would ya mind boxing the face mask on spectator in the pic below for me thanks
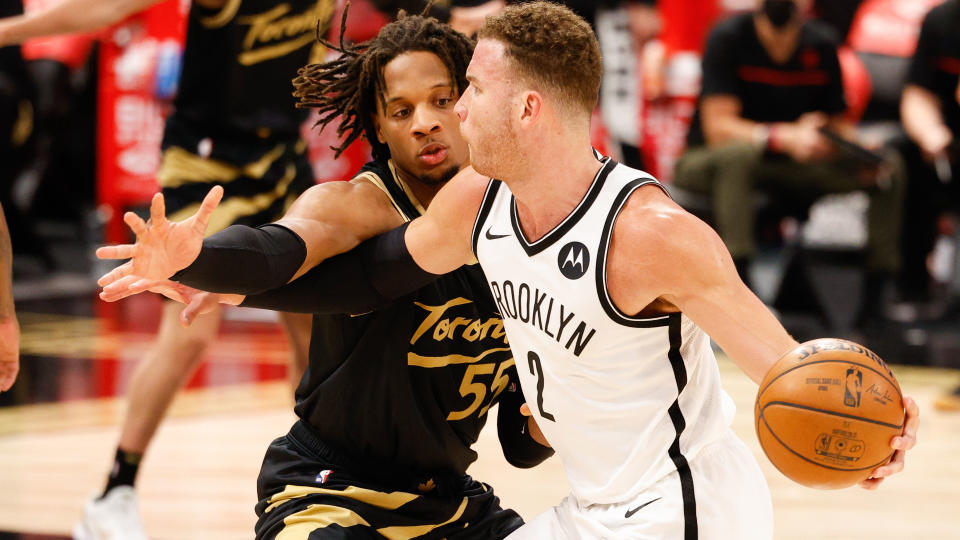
[761,0,797,28]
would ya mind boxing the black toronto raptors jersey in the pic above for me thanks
[295,159,519,476]
[170,0,334,140]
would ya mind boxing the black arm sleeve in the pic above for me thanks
[171,224,306,295]
[240,222,442,314]
[496,367,555,469]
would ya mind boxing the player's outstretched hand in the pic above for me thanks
[859,395,919,490]
[96,186,223,287]
[180,290,243,327]
[0,316,19,392]
[99,275,201,305]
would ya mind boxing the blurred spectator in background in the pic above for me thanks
[672,0,906,329]
[596,0,661,170]
[899,0,959,306]
[812,0,864,42]
[900,0,960,410]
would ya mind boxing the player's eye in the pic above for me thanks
[393,108,410,119]
[437,97,452,107]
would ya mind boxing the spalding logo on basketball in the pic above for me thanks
[755,338,904,489]
[557,242,589,279]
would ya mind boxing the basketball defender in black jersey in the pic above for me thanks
[0,0,334,537]
[95,13,553,539]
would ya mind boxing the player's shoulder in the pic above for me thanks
[615,184,724,260]
[284,163,399,220]
[430,166,494,215]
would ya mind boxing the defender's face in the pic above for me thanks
[455,39,518,178]
[374,51,468,185]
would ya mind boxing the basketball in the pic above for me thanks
[755,338,905,489]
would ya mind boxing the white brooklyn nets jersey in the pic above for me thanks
[472,157,737,505]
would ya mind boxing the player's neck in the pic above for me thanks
[509,136,602,243]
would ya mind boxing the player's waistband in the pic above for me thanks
[289,420,471,498]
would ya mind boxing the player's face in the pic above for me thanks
[455,39,521,179]
[374,51,468,186]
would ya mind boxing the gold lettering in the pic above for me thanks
[200,0,243,28]
[234,1,335,65]
[412,298,472,344]
[463,320,483,342]
[433,319,451,341]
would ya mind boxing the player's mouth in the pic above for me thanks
[418,143,448,166]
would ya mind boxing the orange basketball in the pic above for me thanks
[755,338,905,489]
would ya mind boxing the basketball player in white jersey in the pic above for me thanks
[358,3,917,538]
[97,3,919,538]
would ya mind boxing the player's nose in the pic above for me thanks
[454,94,467,123]
[411,105,441,136]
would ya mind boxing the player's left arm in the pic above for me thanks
[608,192,797,384]
[609,192,917,487]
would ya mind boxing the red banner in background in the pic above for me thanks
[97,0,188,243]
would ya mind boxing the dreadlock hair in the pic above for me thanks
[292,7,475,160]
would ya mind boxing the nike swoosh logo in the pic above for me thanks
[624,497,661,518]
[485,229,510,240]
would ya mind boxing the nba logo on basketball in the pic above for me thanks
[315,470,334,484]
[844,368,863,407]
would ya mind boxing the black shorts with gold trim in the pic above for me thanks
[255,421,524,540]
[158,129,313,236]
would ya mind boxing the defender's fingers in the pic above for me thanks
[123,212,148,237]
[95,244,137,260]
[193,186,224,230]
[181,301,202,327]
[149,192,166,225]
[128,278,163,294]
[519,403,532,416]
[97,262,134,287]
[101,275,142,297]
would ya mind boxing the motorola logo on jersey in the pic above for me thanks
[558,242,590,280]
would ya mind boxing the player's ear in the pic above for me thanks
[372,115,387,144]
[519,90,542,124]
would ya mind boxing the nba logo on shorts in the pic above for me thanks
[315,470,334,484]
[844,368,862,408]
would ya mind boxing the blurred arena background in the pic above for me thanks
[1,0,959,538]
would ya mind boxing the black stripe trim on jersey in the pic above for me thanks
[471,180,503,257]
[667,313,698,540]
[595,177,672,327]
[508,156,614,257]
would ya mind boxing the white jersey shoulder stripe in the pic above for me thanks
[595,177,674,327]
[471,179,503,257]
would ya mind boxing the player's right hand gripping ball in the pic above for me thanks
[755,338,905,489]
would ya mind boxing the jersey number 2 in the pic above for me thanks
[528,351,555,422]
